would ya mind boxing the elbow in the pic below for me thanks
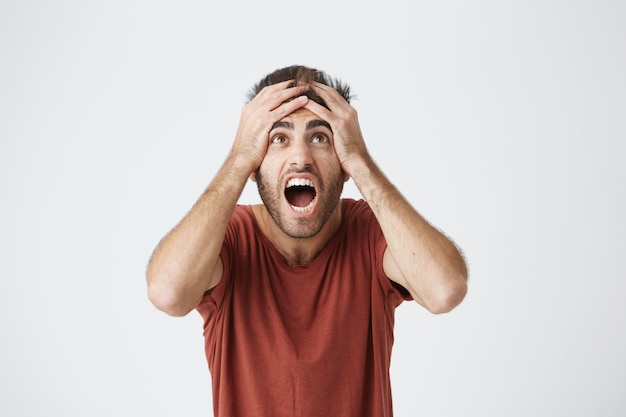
[147,274,197,317]
[148,286,196,317]
[424,273,468,315]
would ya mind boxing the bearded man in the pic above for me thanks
[146,65,468,417]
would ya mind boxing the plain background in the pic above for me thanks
[1,0,625,416]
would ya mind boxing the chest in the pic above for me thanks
[228,249,376,362]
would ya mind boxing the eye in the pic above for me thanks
[271,134,288,144]
[310,134,329,144]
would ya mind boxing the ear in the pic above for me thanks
[249,171,257,182]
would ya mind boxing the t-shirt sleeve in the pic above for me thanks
[195,206,242,320]
[354,199,413,304]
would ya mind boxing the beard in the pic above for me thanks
[255,167,344,239]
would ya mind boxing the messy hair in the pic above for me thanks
[246,65,353,108]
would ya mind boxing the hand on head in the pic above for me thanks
[232,80,310,173]
[234,80,369,179]
[303,82,369,178]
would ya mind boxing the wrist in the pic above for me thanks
[348,157,393,201]
[225,151,260,177]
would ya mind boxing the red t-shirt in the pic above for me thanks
[197,198,410,417]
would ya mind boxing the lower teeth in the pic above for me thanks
[291,198,315,213]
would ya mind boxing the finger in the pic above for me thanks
[251,80,293,103]
[302,98,331,120]
[255,81,310,110]
[272,95,308,120]
[272,85,310,109]
[310,82,346,108]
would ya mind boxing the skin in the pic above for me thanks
[302,82,468,312]
[251,107,348,263]
[146,79,468,317]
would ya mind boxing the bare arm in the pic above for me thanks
[146,82,310,316]
[146,156,249,317]
[304,84,468,314]
[349,160,468,313]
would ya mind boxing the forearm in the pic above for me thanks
[298,82,467,311]
[146,154,252,316]
[350,157,468,313]
[146,82,312,316]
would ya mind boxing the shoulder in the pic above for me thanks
[340,198,383,245]
[342,197,371,215]
[226,205,256,230]
[231,204,254,221]
[222,205,258,245]
[341,198,377,225]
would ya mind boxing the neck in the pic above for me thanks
[252,201,343,266]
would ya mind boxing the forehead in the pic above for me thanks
[280,108,318,122]
[272,108,332,132]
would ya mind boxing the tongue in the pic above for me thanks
[286,188,315,207]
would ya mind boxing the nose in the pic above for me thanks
[288,137,313,168]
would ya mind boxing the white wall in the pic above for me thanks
[1,1,624,416]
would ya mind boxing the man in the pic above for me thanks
[146,65,468,417]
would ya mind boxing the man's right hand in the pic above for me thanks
[231,80,310,173]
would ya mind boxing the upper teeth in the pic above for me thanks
[287,178,313,188]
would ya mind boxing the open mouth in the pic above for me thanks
[285,178,317,213]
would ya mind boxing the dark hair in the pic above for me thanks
[246,65,353,108]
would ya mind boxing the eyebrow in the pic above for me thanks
[270,119,332,132]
